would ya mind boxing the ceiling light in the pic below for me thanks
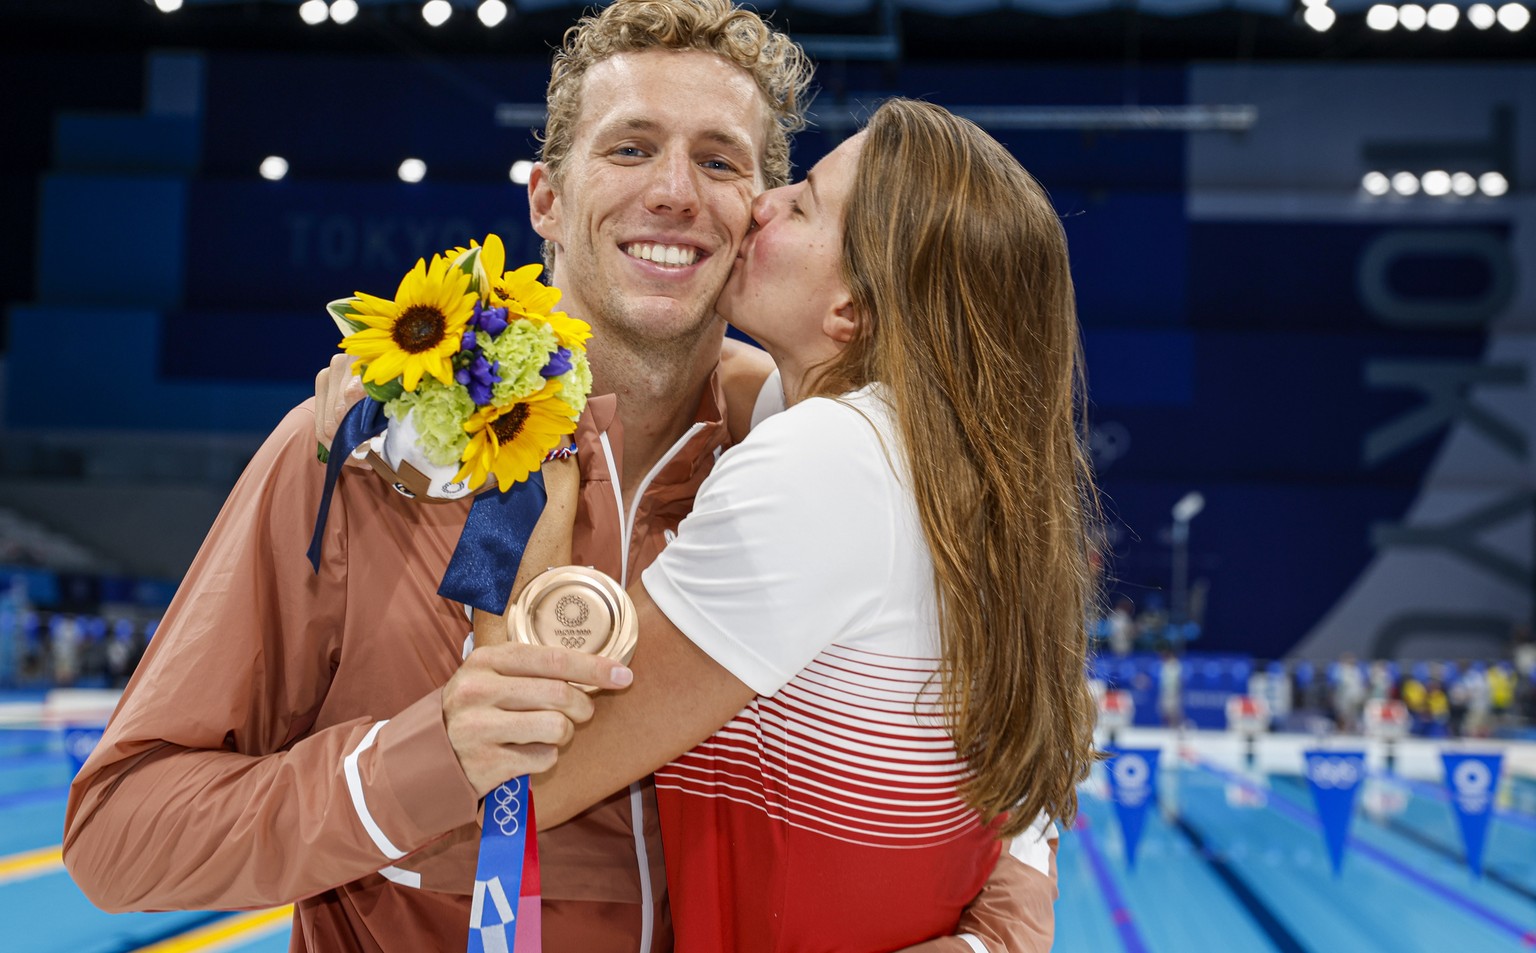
[1468,3,1497,27]
[509,160,534,185]
[259,156,289,182]
[1426,3,1459,28]
[1366,4,1398,28]
[422,0,453,27]
[1450,172,1478,196]
[1391,171,1420,196]
[330,0,359,25]
[299,0,329,25]
[1362,171,1391,196]
[1304,5,1337,30]
[1399,3,1428,29]
[1478,171,1509,197]
[399,158,427,183]
[1497,3,1531,29]
[478,0,508,27]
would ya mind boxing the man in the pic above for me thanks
[64,3,1055,950]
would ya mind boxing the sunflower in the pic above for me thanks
[341,254,476,392]
[455,380,579,492]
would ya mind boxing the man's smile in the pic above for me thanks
[621,241,705,268]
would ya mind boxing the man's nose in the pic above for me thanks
[646,152,700,217]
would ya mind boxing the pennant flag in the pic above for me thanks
[62,726,104,776]
[1442,751,1503,878]
[1105,747,1160,869]
[1303,749,1365,877]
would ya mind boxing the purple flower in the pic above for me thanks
[461,328,478,351]
[541,347,573,378]
[455,354,501,406]
[472,300,509,336]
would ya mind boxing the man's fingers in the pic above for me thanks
[473,643,634,693]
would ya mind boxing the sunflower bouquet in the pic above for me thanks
[330,234,590,498]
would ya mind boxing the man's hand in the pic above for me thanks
[442,642,633,797]
[314,353,368,466]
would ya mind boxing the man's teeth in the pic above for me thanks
[625,243,700,267]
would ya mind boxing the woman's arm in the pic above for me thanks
[531,584,755,828]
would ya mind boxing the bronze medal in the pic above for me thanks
[508,566,638,691]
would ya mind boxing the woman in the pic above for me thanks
[534,99,1101,952]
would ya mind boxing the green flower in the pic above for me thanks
[553,350,592,416]
[482,319,561,405]
[385,377,475,466]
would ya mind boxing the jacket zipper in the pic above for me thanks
[596,420,705,953]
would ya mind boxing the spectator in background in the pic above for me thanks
[50,614,79,686]
[1249,660,1293,732]
[1368,659,1395,703]
[1456,662,1493,738]
[1489,662,1514,727]
[1331,653,1367,734]
[1107,596,1135,657]
[1158,647,1183,728]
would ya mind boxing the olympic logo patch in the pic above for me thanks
[491,778,523,837]
[1452,760,1493,814]
[1306,755,1361,790]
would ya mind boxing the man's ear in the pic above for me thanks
[824,296,862,345]
[529,162,561,244]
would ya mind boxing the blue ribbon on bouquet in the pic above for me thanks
[307,399,549,615]
[307,398,388,572]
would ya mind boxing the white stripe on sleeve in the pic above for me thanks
[343,720,407,860]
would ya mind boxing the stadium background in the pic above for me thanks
[0,1,1533,951]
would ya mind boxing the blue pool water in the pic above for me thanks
[5,722,1533,952]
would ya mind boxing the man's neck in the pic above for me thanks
[587,323,725,506]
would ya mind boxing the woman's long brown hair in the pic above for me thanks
[809,99,1102,835]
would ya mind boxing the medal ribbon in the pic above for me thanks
[307,398,388,572]
[308,401,558,617]
[470,778,540,953]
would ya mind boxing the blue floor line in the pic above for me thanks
[1190,757,1536,947]
[1072,814,1152,953]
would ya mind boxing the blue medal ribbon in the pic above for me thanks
[308,400,549,617]
[437,474,547,614]
[307,398,388,573]
[470,776,531,953]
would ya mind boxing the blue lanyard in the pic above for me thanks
[470,775,532,953]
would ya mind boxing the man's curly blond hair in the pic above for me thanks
[540,0,812,191]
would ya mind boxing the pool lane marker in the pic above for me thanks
[129,906,293,953]
[0,844,64,884]
[1073,814,1152,953]
[1187,753,1536,948]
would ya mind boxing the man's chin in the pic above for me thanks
[595,295,722,350]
